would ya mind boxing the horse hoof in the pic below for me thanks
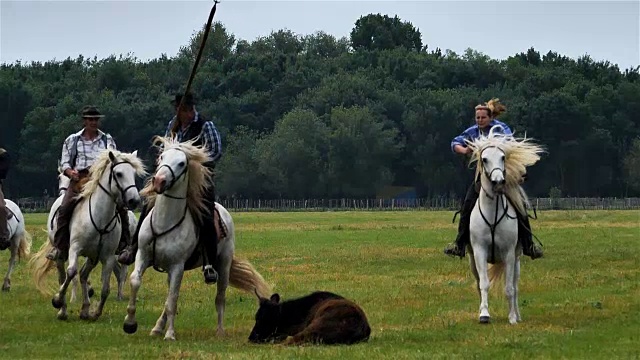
[123,322,138,334]
[52,295,64,309]
[88,288,95,298]
[79,312,90,321]
[479,316,490,324]
[150,329,163,337]
[1,285,9,292]
[57,312,68,321]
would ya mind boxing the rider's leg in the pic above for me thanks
[0,182,9,250]
[201,184,218,284]
[47,178,81,261]
[518,211,543,259]
[117,202,150,265]
[444,178,480,258]
[116,204,131,254]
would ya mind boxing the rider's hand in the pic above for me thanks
[66,169,79,181]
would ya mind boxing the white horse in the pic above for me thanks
[31,150,146,321]
[1,199,33,291]
[123,136,271,341]
[46,165,136,302]
[466,126,544,324]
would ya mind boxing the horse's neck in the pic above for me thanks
[84,173,118,226]
[153,186,188,225]
[478,176,507,216]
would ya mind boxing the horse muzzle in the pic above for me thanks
[492,179,506,193]
[153,175,167,194]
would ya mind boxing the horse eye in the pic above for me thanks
[116,172,123,178]
[178,161,185,167]
[482,158,487,163]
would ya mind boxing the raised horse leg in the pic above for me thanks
[52,247,80,313]
[123,253,151,335]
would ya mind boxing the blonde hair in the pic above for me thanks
[475,98,507,118]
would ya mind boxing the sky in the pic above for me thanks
[1,0,638,70]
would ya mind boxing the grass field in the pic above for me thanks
[0,210,638,359]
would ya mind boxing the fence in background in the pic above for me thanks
[12,196,640,213]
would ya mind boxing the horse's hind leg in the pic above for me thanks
[162,264,185,341]
[78,258,97,320]
[89,255,115,321]
[113,261,127,301]
[215,254,231,336]
[2,242,18,291]
[504,254,518,325]
[514,257,521,322]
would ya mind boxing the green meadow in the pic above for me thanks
[0,210,638,359]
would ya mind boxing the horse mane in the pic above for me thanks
[140,135,213,221]
[78,150,147,199]
[466,125,546,215]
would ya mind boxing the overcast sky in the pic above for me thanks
[1,0,638,70]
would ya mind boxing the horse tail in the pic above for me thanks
[17,229,33,260]
[29,240,57,295]
[488,262,505,289]
[228,256,272,299]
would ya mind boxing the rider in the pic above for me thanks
[117,92,223,285]
[0,148,10,250]
[443,98,543,260]
[46,105,132,261]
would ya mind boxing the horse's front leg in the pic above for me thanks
[89,254,115,321]
[163,263,185,341]
[472,245,491,323]
[52,247,79,310]
[78,258,97,320]
[123,251,151,335]
[151,275,171,336]
[2,242,18,291]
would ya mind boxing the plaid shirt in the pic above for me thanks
[61,129,117,172]
[165,111,222,163]
[450,120,513,153]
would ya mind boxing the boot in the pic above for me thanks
[518,213,543,259]
[117,203,149,265]
[201,215,218,284]
[444,181,479,258]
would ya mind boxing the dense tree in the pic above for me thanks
[0,15,638,199]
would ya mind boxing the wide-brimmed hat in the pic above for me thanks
[81,105,105,119]
[170,92,196,107]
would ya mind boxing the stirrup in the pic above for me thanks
[203,265,218,284]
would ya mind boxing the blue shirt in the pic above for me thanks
[450,120,513,153]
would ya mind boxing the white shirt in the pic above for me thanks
[60,129,117,172]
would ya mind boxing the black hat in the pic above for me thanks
[81,105,105,118]
[171,92,196,107]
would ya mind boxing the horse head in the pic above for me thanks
[480,146,507,194]
[79,149,146,209]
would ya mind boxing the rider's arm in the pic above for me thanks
[451,126,474,154]
[60,135,74,175]
[201,121,222,163]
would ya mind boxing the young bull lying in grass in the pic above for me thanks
[248,290,371,345]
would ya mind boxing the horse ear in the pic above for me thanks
[108,150,116,162]
[270,293,280,304]
[132,150,138,157]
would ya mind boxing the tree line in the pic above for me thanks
[1,13,639,200]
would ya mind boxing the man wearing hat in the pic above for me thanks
[0,147,10,250]
[117,92,223,285]
[47,105,132,261]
